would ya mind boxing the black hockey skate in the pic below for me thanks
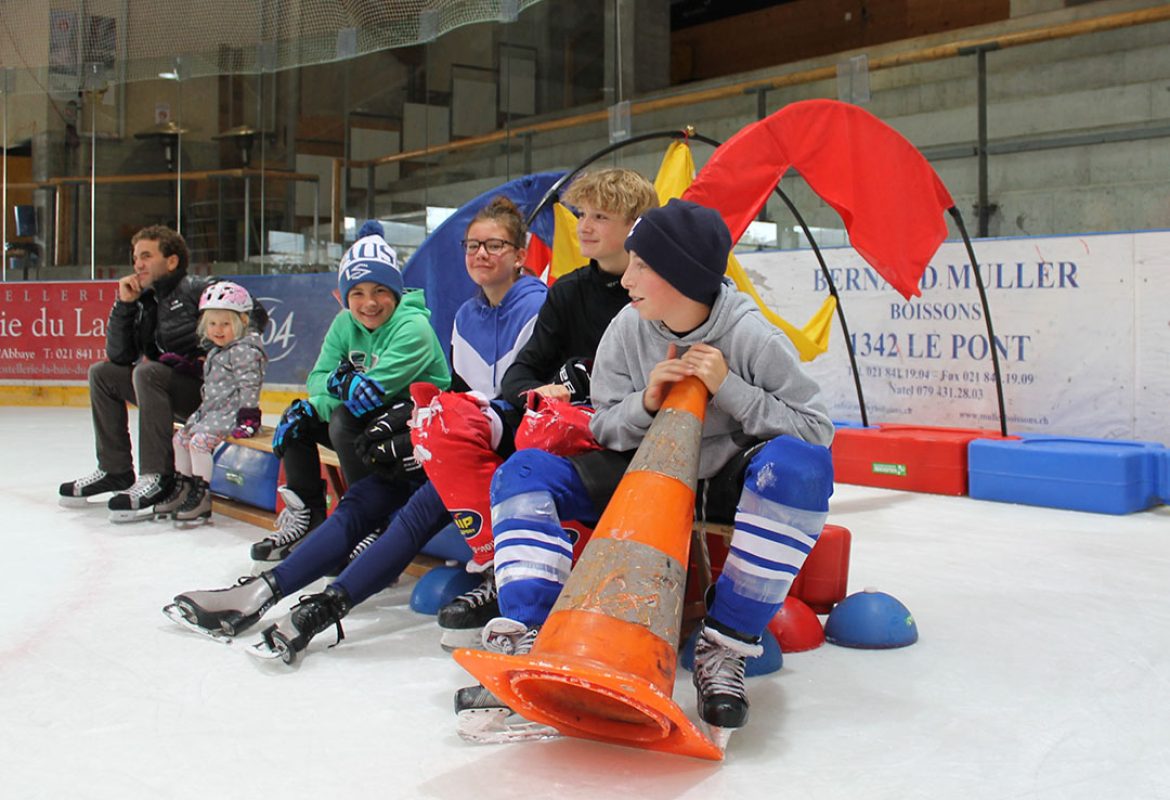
[247,586,351,665]
[153,475,193,518]
[692,621,763,751]
[108,473,174,523]
[249,486,324,561]
[58,469,135,507]
[454,618,558,744]
[438,569,498,652]
[163,572,281,639]
[173,477,212,527]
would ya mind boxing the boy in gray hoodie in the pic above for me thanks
[457,198,835,748]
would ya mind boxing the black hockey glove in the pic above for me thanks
[354,401,420,481]
[556,357,593,404]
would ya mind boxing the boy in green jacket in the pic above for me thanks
[252,221,450,561]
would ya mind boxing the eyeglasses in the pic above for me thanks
[461,238,518,256]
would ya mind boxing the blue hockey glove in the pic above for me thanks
[327,360,387,418]
[344,372,386,417]
[272,399,317,458]
[325,359,357,400]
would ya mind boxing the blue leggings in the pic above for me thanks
[271,475,451,606]
[490,437,833,638]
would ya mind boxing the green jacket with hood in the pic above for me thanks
[307,289,450,419]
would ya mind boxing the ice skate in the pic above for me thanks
[153,475,193,518]
[172,478,212,527]
[438,569,498,652]
[692,622,762,751]
[247,586,351,665]
[162,602,233,643]
[249,486,323,561]
[165,572,281,638]
[454,618,559,744]
[58,468,134,508]
[108,473,173,523]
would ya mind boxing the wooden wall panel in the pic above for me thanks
[671,0,1010,84]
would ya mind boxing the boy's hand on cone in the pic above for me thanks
[680,343,728,396]
[643,343,690,414]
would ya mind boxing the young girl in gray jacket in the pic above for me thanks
[159,281,267,524]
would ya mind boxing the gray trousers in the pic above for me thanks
[88,359,203,476]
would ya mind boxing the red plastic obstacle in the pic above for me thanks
[789,524,851,614]
[767,596,825,653]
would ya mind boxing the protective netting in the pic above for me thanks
[0,0,543,95]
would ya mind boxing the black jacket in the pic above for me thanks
[498,261,630,409]
[105,271,268,367]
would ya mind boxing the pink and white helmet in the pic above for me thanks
[199,281,253,313]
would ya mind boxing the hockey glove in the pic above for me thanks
[159,351,204,379]
[327,360,387,418]
[557,357,593,404]
[230,407,262,439]
[354,401,419,481]
[272,399,317,458]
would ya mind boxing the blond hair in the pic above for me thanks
[561,168,658,223]
[197,308,249,343]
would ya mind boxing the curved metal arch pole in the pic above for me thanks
[523,129,698,228]
[525,128,869,427]
[771,187,869,427]
[948,207,1008,436]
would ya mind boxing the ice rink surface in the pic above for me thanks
[2,406,1168,800]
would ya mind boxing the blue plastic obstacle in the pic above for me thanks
[678,625,783,676]
[824,589,918,649]
[409,565,481,615]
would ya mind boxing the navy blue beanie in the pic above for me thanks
[624,198,731,305]
[338,220,403,306]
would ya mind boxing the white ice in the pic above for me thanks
[2,406,1169,799]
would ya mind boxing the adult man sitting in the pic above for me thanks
[59,225,262,522]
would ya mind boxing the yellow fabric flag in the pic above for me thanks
[550,202,584,281]
[654,141,696,204]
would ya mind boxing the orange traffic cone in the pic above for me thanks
[454,376,724,760]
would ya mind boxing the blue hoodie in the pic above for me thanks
[451,274,548,398]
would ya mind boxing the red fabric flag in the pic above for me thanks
[684,99,954,299]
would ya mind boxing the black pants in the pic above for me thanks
[88,359,203,476]
[281,404,374,513]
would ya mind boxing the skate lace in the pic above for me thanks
[485,625,538,656]
[454,576,497,609]
[268,503,311,546]
[75,469,108,489]
[176,482,205,513]
[695,636,749,701]
[348,529,382,562]
[124,474,163,500]
[292,593,346,645]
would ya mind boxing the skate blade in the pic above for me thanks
[162,604,232,644]
[59,495,106,508]
[243,640,285,660]
[456,708,560,744]
[108,508,158,524]
[173,515,212,530]
[700,721,735,752]
[439,626,486,653]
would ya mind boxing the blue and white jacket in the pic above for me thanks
[450,275,547,398]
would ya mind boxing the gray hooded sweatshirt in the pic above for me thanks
[589,284,834,480]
